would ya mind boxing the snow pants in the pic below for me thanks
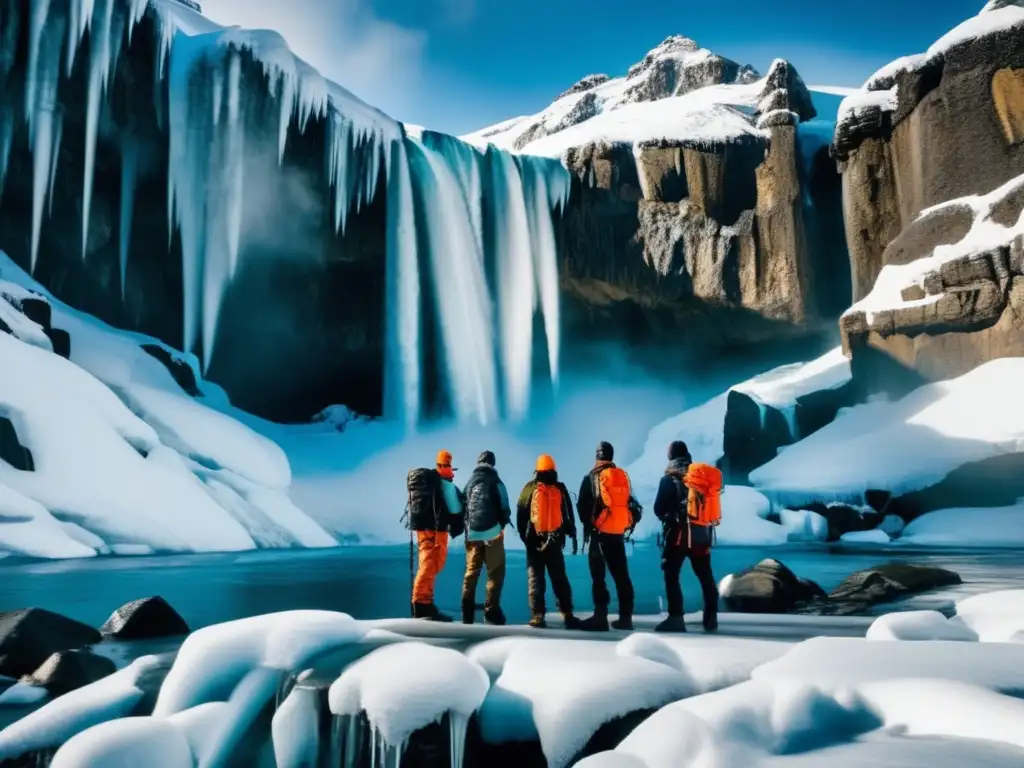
[462,532,506,614]
[526,538,574,619]
[412,530,449,605]
[662,539,718,619]
[588,532,634,618]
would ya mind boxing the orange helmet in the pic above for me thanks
[436,450,453,468]
[536,454,556,472]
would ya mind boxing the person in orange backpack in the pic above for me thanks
[406,450,464,621]
[576,441,639,632]
[516,454,583,630]
[653,440,720,633]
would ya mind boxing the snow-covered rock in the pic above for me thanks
[750,357,1024,509]
[866,610,978,641]
[328,642,490,749]
[955,590,1024,642]
[0,254,336,558]
[898,501,1024,547]
[462,36,765,155]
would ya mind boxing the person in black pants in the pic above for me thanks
[653,440,719,633]
[576,441,636,632]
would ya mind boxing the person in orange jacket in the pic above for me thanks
[408,450,463,621]
[576,441,639,632]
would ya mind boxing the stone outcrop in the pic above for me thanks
[0,609,101,679]
[622,36,759,104]
[721,559,827,613]
[835,7,1024,305]
[841,176,1024,385]
[100,597,190,640]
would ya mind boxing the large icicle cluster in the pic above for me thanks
[3,0,572,426]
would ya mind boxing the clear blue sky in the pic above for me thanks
[202,0,982,136]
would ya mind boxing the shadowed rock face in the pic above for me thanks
[0,10,388,422]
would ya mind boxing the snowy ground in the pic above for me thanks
[2,590,1022,767]
[0,253,335,559]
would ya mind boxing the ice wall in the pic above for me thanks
[1,0,571,427]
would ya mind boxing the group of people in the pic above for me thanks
[405,439,722,633]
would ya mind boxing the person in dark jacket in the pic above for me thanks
[516,454,583,630]
[461,451,511,626]
[653,440,719,633]
[576,441,637,632]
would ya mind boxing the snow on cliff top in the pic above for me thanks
[460,35,768,156]
[524,96,765,158]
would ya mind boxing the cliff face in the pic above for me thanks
[553,62,850,354]
[0,8,388,422]
[835,4,1024,389]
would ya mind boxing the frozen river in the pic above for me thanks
[2,543,1023,629]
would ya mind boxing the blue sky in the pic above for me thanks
[202,0,982,136]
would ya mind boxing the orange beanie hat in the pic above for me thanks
[536,454,556,472]
[436,450,453,467]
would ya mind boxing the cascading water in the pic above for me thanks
[5,0,571,427]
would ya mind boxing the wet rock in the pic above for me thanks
[816,563,962,616]
[140,345,202,397]
[722,559,827,613]
[26,649,116,696]
[793,502,882,542]
[17,297,51,330]
[100,597,190,640]
[0,609,101,678]
[0,415,34,472]
[43,327,71,359]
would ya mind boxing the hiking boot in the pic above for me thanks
[611,616,633,631]
[562,614,583,630]
[703,616,719,633]
[655,615,688,633]
[528,615,547,629]
[461,604,475,625]
[578,613,610,632]
[484,608,507,626]
[413,603,452,622]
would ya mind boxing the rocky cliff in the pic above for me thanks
[0,2,390,422]
[467,41,852,356]
[834,2,1024,391]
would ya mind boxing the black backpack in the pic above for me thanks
[405,469,443,532]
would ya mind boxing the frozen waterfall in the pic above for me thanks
[3,0,571,427]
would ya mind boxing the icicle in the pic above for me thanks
[25,0,52,137]
[212,64,223,125]
[327,115,353,235]
[0,107,14,199]
[119,138,137,299]
[276,71,294,163]
[383,138,421,428]
[29,8,65,274]
[46,110,62,215]
[224,50,244,278]
[489,149,535,422]
[127,0,148,42]
[449,712,470,768]
[82,0,115,260]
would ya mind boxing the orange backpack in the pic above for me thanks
[595,466,632,534]
[531,483,563,534]
[683,463,723,526]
